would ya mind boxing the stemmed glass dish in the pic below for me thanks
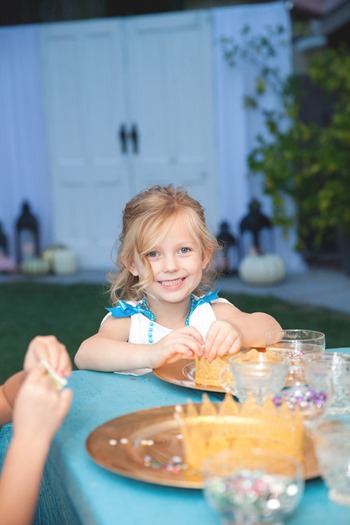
[203,448,304,525]
[222,351,289,404]
[265,329,325,386]
[265,330,326,427]
[304,352,350,416]
[313,420,350,506]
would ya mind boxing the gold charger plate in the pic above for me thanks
[153,348,263,393]
[86,403,320,489]
[153,358,226,393]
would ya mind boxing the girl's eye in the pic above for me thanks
[179,247,191,254]
[146,251,159,258]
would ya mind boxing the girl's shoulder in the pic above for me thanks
[101,299,137,326]
[212,296,230,304]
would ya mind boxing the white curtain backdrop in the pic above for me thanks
[0,25,51,259]
[213,2,306,272]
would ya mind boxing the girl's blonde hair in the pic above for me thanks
[109,185,219,304]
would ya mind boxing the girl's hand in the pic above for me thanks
[203,320,241,363]
[13,366,73,445]
[150,326,204,369]
[23,336,72,377]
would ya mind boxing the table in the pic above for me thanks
[2,349,350,525]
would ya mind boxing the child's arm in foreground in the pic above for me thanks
[75,316,205,372]
[0,336,72,426]
[203,302,282,362]
[0,366,72,525]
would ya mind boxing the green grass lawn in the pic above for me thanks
[1,282,350,383]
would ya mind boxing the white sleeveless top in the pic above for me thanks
[102,297,228,375]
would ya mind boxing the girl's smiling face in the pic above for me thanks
[129,213,209,305]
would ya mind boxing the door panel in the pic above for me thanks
[126,12,218,228]
[40,20,130,269]
[39,12,218,269]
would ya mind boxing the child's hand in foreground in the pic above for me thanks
[13,365,72,444]
[23,336,72,377]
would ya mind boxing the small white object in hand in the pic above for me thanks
[40,359,68,390]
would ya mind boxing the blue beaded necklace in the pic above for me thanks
[140,295,196,344]
[106,289,220,344]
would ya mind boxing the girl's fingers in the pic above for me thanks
[178,326,204,344]
[24,336,72,376]
[204,333,241,362]
[228,339,241,355]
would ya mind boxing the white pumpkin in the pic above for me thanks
[42,244,66,271]
[21,257,50,275]
[239,253,286,285]
[53,248,77,275]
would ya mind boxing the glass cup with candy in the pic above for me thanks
[304,352,350,416]
[313,419,350,506]
[265,329,325,386]
[203,447,304,525]
[265,330,326,427]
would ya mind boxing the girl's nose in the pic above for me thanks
[163,254,178,272]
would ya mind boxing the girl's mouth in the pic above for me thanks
[159,278,185,288]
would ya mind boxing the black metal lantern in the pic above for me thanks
[239,199,273,255]
[216,220,238,275]
[15,201,40,264]
[0,222,9,257]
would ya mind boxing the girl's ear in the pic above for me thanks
[123,258,139,276]
[201,252,210,270]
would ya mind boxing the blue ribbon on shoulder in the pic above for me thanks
[191,288,220,310]
[106,300,155,321]
[106,288,221,320]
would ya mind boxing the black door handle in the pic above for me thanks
[130,124,139,154]
[118,125,128,153]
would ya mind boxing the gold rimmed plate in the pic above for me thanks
[86,403,320,489]
[153,348,261,394]
[153,358,225,393]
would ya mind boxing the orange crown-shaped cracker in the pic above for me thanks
[176,394,304,471]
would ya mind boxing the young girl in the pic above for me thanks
[75,185,281,374]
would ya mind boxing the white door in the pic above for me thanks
[125,11,218,229]
[39,19,131,269]
[39,11,218,270]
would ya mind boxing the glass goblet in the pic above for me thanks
[313,420,350,506]
[223,352,289,405]
[203,448,304,525]
[304,352,350,416]
[265,329,325,386]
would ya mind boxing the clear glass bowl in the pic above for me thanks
[223,352,289,404]
[304,352,350,416]
[313,419,350,506]
[203,448,304,525]
[265,329,325,386]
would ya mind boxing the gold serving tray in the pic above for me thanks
[153,358,226,393]
[86,403,319,489]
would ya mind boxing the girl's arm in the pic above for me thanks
[0,432,49,525]
[0,366,72,525]
[0,372,26,426]
[214,303,282,348]
[75,316,204,372]
[214,302,281,346]
[203,302,281,362]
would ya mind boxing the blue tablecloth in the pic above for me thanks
[2,348,350,525]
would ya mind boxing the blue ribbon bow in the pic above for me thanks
[106,301,155,320]
[106,288,221,320]
[191,288,220,310]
